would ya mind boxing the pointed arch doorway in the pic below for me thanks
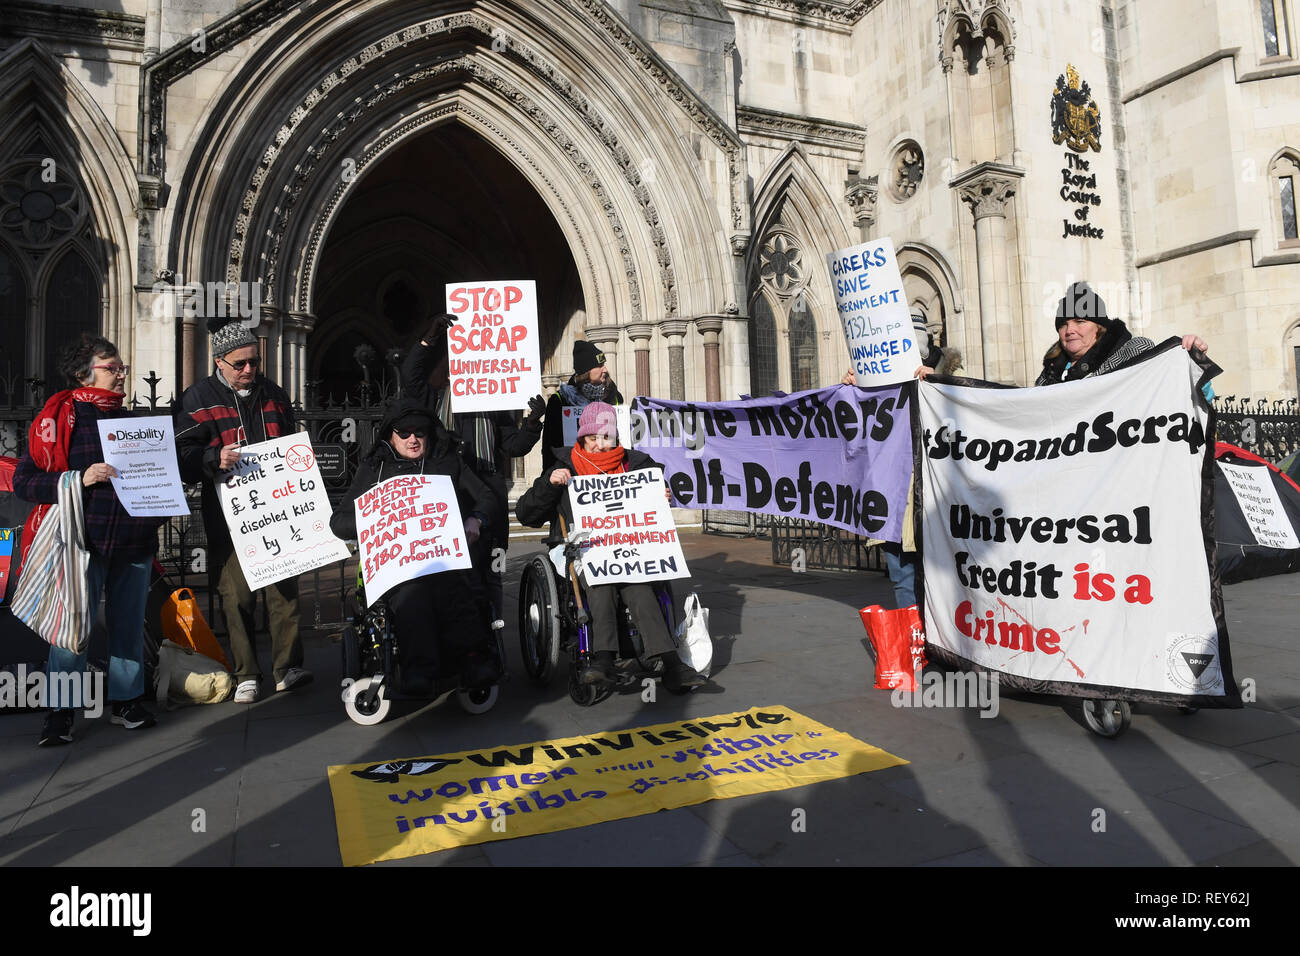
[307,122,584,405]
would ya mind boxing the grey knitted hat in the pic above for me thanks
[209,318,258,359]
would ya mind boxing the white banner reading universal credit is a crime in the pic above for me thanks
[919,344,1239,705]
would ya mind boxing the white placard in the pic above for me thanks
[1218,461,1300,550]
[353,474,472,603]
[96,415,190,516]
[567,470,689,584]
[216,435,350,588]
[445,280,543,413]
[828,237,924,387]
[920,347,1230,698]
[560,403,633,449]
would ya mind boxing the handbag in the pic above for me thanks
[675,591,713,675]
[154,640,235,708]
[859,604,927,691]
[160,587,230,670]
[10,471,93,653]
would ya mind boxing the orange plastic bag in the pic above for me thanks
[859,604,927,691]
[161,588,230,671]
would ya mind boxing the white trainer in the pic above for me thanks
[234,680,260,704]
[275,667,314,692]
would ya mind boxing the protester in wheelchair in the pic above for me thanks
[329,398,501,693]
[515,401,706,693]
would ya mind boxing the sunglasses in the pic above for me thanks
[222,356,260,370]
[394,429,427,440]
[92,364,130,376]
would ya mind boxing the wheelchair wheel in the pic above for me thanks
[567,668,608,707]
[457,684,499,715]
[340,626,361,682]
[518,555,562,685]
[1081,698,1131,738]
[344,676,391,726]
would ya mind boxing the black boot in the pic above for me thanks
[579,651,616,686]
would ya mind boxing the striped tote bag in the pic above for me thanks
[11,471,93,653]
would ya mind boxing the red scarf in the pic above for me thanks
[570,442,627,476]
[20,387,124,562]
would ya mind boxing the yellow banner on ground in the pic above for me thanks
[327,705,907,866]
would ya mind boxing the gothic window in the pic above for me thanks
[788,306,820,393]
[1271,151,1300,245]
[1262,0,1292,57]
[0,243,26,400]
[748,294,779,398]
[43,248,100,390]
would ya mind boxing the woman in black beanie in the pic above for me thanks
[540,339,623,469]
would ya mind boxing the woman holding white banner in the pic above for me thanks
[14,333,165,745]
[329,399,501,692]
[515,401,706,693]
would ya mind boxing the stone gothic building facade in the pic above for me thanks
[1,0,1298,410]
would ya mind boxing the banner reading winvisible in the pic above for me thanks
[327,705,907,865]
[353,474,471,603]
[567,470,688,584]
[445,280,542,413]
[919,344,1240,706]
[631,384,913,542]
[827,237,923,387]
[216,436,350,588]
[96,415,189,517]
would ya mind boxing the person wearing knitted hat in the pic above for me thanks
[175,318,311,703]
[516,401,706,693]
[1035,281,1208,385]
[540,338,624,470]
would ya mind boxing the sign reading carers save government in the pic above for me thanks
[353,474,472,603]
[919,343,1240,706]
[631,384,913,542]
[445,280,543,414]
[827,237,924,387]
[568,470,688,585]
[216,435,350,589]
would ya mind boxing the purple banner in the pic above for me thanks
[630,384,914,542]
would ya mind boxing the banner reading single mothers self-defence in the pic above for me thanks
[632,385,913,541]
[354,474,472,603]
[919,343,1240,707]
[568,470,688,585]
[445,280,542,413]
[217,436,350,589]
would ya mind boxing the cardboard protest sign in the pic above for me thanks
[95,415,189,516]
[919,343,1240,707]
[353,474,471,603]
[327,705,907,865]
[567,470,688,584]
[216,435,349,589]
[827,237,923,386]
[1217,461,1300,549]
[631,384,913,541]
[445,280,542,413]
[560,402,632,449]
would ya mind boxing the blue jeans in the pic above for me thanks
[46,552,151,710]
[882,543,917,609]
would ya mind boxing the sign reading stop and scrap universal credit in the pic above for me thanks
[446,280,542,413]
[827,237,923,387]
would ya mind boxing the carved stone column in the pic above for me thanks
[660,319,689,400]
[284,310,314,405]
[952,162,1022,382]
[694,316,725,402]
[624,322,653,397]
[844,175,879,242]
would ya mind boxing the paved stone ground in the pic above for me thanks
[1,532,1296,868]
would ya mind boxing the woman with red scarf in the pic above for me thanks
[515,401,706,693]
[14,334,165,745]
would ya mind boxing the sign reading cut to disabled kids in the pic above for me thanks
[567,470,689,585]
[445,280,542,413]
[827,237,922,387]
[353,474,472,603]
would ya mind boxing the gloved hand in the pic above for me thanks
[423,313,457,343]
[523,394,546,428]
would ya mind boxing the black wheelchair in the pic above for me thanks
[516,528,678,707]
[340,571,505,726]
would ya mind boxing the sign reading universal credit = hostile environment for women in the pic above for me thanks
[827,237,924,387]
[631,384,913,542]
[216,435,350,589]
[919,344,1240,706]
[567,470,688,584]
[326,706,907,865]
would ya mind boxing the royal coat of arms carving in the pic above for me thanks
[1050,64,1101,153]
